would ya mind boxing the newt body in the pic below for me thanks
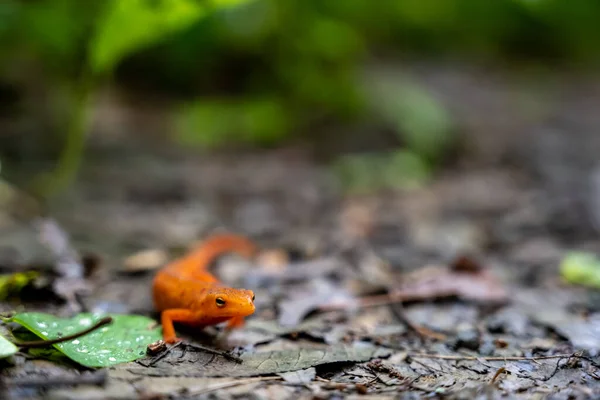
[152,234,257,343]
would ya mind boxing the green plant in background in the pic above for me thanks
[332,68,453,194]
[333,149,432,194]
[1,0,256,199]
[176,97,290,148]
[4,0,600,196]
[171,0,366,151]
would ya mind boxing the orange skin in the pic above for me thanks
[152,234,257,344]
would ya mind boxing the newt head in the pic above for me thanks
[203,287,256,318]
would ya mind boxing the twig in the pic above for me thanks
[491,367,506,384]
[185,376,280,396]
[411,359,445,374]
[315,376,368,393]
[16,317,113,348]
[389,301,446,341]
[408,352,594,363]
[137,341,184,368]
[540,358,563,382]
[184,343,243,364]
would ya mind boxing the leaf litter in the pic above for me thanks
[4,143,600,399]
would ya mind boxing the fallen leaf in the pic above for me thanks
[278,279,355,326]
[322,266,507,313]
[244,257,343,288]
[0,332,17,358]
[277,367,316,384]
[342,246,395,291]
[34,218,89,312]
[125,343,390,377]
[393,266,507,303]
[10,312,162,367]
[543,314,600,352]
[245,317,330,336]
[34,218,84,280]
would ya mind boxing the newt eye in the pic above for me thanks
[215,297,226,307]
[251,294,255,302]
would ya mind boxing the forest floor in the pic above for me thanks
[2,62,600,399]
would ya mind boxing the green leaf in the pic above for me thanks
[89,0,206,74]
[0,333,17,358]
[20,0,93,66]
[560,251,600,289]
[10,313,161,367]
[89,0,255,75]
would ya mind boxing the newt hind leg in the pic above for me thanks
[161,309,205,344]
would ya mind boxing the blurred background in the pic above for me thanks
[2,0,600,248]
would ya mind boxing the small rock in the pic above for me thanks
[122,249,168,272]
[255,249,289,273]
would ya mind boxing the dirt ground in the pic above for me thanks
[3,62,600,399]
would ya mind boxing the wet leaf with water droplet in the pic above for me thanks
[10,312,161,367]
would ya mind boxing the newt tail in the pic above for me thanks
[152,233,257,343]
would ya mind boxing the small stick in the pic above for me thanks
[184,343,243,364]
[389,301,446,341]
[137,341,184,368]
[491,367,506,384]
[16,317,113,348]
[186,376,281,396]
[408,352,584,362]
[322,291,447,341]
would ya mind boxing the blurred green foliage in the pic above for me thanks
[560,251,600,289]
[3,0,600,193]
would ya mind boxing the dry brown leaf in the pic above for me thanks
[393,267,507,303]
[278,279,355,326]
[321,265,507,312]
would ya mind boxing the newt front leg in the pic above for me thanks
[161,309,200,344]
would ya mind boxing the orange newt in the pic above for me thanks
[152,233,257,344]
